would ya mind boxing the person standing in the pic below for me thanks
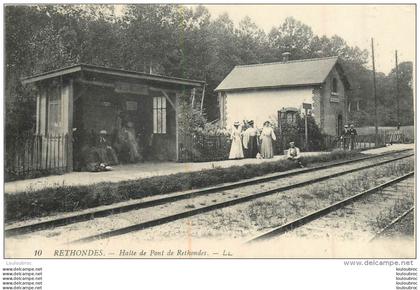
[241,121,249,157]
[243,120,259,158]
[341,124,349,150]
[124,121,141,162]
[348,124,358,150]
[228,121,244,159]
[260,121,276,159]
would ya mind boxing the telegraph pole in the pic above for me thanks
[395,50,400,130]
[371,38,378,144]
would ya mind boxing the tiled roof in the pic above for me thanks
[215,56,348,91]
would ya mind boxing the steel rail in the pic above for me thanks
[369,206,414,242]
[247,171,414,243]
[71,154,414,244]
[5,149,412,237]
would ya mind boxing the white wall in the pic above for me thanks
[225,87,314,128]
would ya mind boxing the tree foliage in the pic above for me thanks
[5,5,414,144]
[278,114,325,151]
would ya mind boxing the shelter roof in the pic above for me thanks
[21,63,205,88]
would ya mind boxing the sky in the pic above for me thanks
[199,4,415,74]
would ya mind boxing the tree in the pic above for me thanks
[268,17,314,60]
[5,5,414,146]
[5,6,51,137]
[378,61,413,126]
[395,62,414,125]
[234,16,268,64]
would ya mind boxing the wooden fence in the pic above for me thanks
[178,134,230,162]
[326,131,407,151]
[177,130,409,163]
[5,133,70,181]
[355,126,414,142]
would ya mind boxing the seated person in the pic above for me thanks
[287,141,304,168]
[80,131,113,172]
[97,129,119,166]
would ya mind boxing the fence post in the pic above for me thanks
[22,141,26,175]
[53,134,56,169]
[30,137,33,171]
[38,135,42,170]
[17,149,20,177]
[67,133,70,170]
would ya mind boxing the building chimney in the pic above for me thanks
[282,52,291,62]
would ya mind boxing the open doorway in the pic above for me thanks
[337,114,343,137]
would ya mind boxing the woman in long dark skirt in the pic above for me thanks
[243,120,259,158]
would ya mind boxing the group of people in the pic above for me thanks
[79,121,143,172]
[229,120,277,160]
[340,124,358,150]
[229,120,304,167]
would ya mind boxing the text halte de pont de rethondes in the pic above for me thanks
[53,249,209,257]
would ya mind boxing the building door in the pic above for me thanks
[337,114,343,136]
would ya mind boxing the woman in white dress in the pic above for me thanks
[260,121,276,159]
[229,121,244,159]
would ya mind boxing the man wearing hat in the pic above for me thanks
[341,125,350,150]
[348,124,358,150]
[287,141,304,168]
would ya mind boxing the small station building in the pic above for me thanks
[215,54,351,136]
[21,64,205,171]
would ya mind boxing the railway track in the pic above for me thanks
[247,172,414,243]
[5,150,413,244]
[62,151,414,244]
[369,207,414,242]
[5,149,412,237]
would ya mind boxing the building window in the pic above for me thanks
[286,112,296,124]
[348,101,360,112]
[48,86,62,133]
[332,78,338,94]
[278,107,298,126]
[153,96,166,134]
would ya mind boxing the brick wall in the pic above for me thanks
[312,87,322,129]
[317,67,347,136]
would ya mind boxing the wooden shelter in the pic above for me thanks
[21,64,205,171]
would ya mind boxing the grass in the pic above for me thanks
[5,150,364,221]
[242,159,414,233]
[372,197,414,235]
[309,160,414,203]
[129,159,414,240]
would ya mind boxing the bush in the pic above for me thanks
[5,150,362,221]
[277,114,325,152]
[177,93,230,162]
